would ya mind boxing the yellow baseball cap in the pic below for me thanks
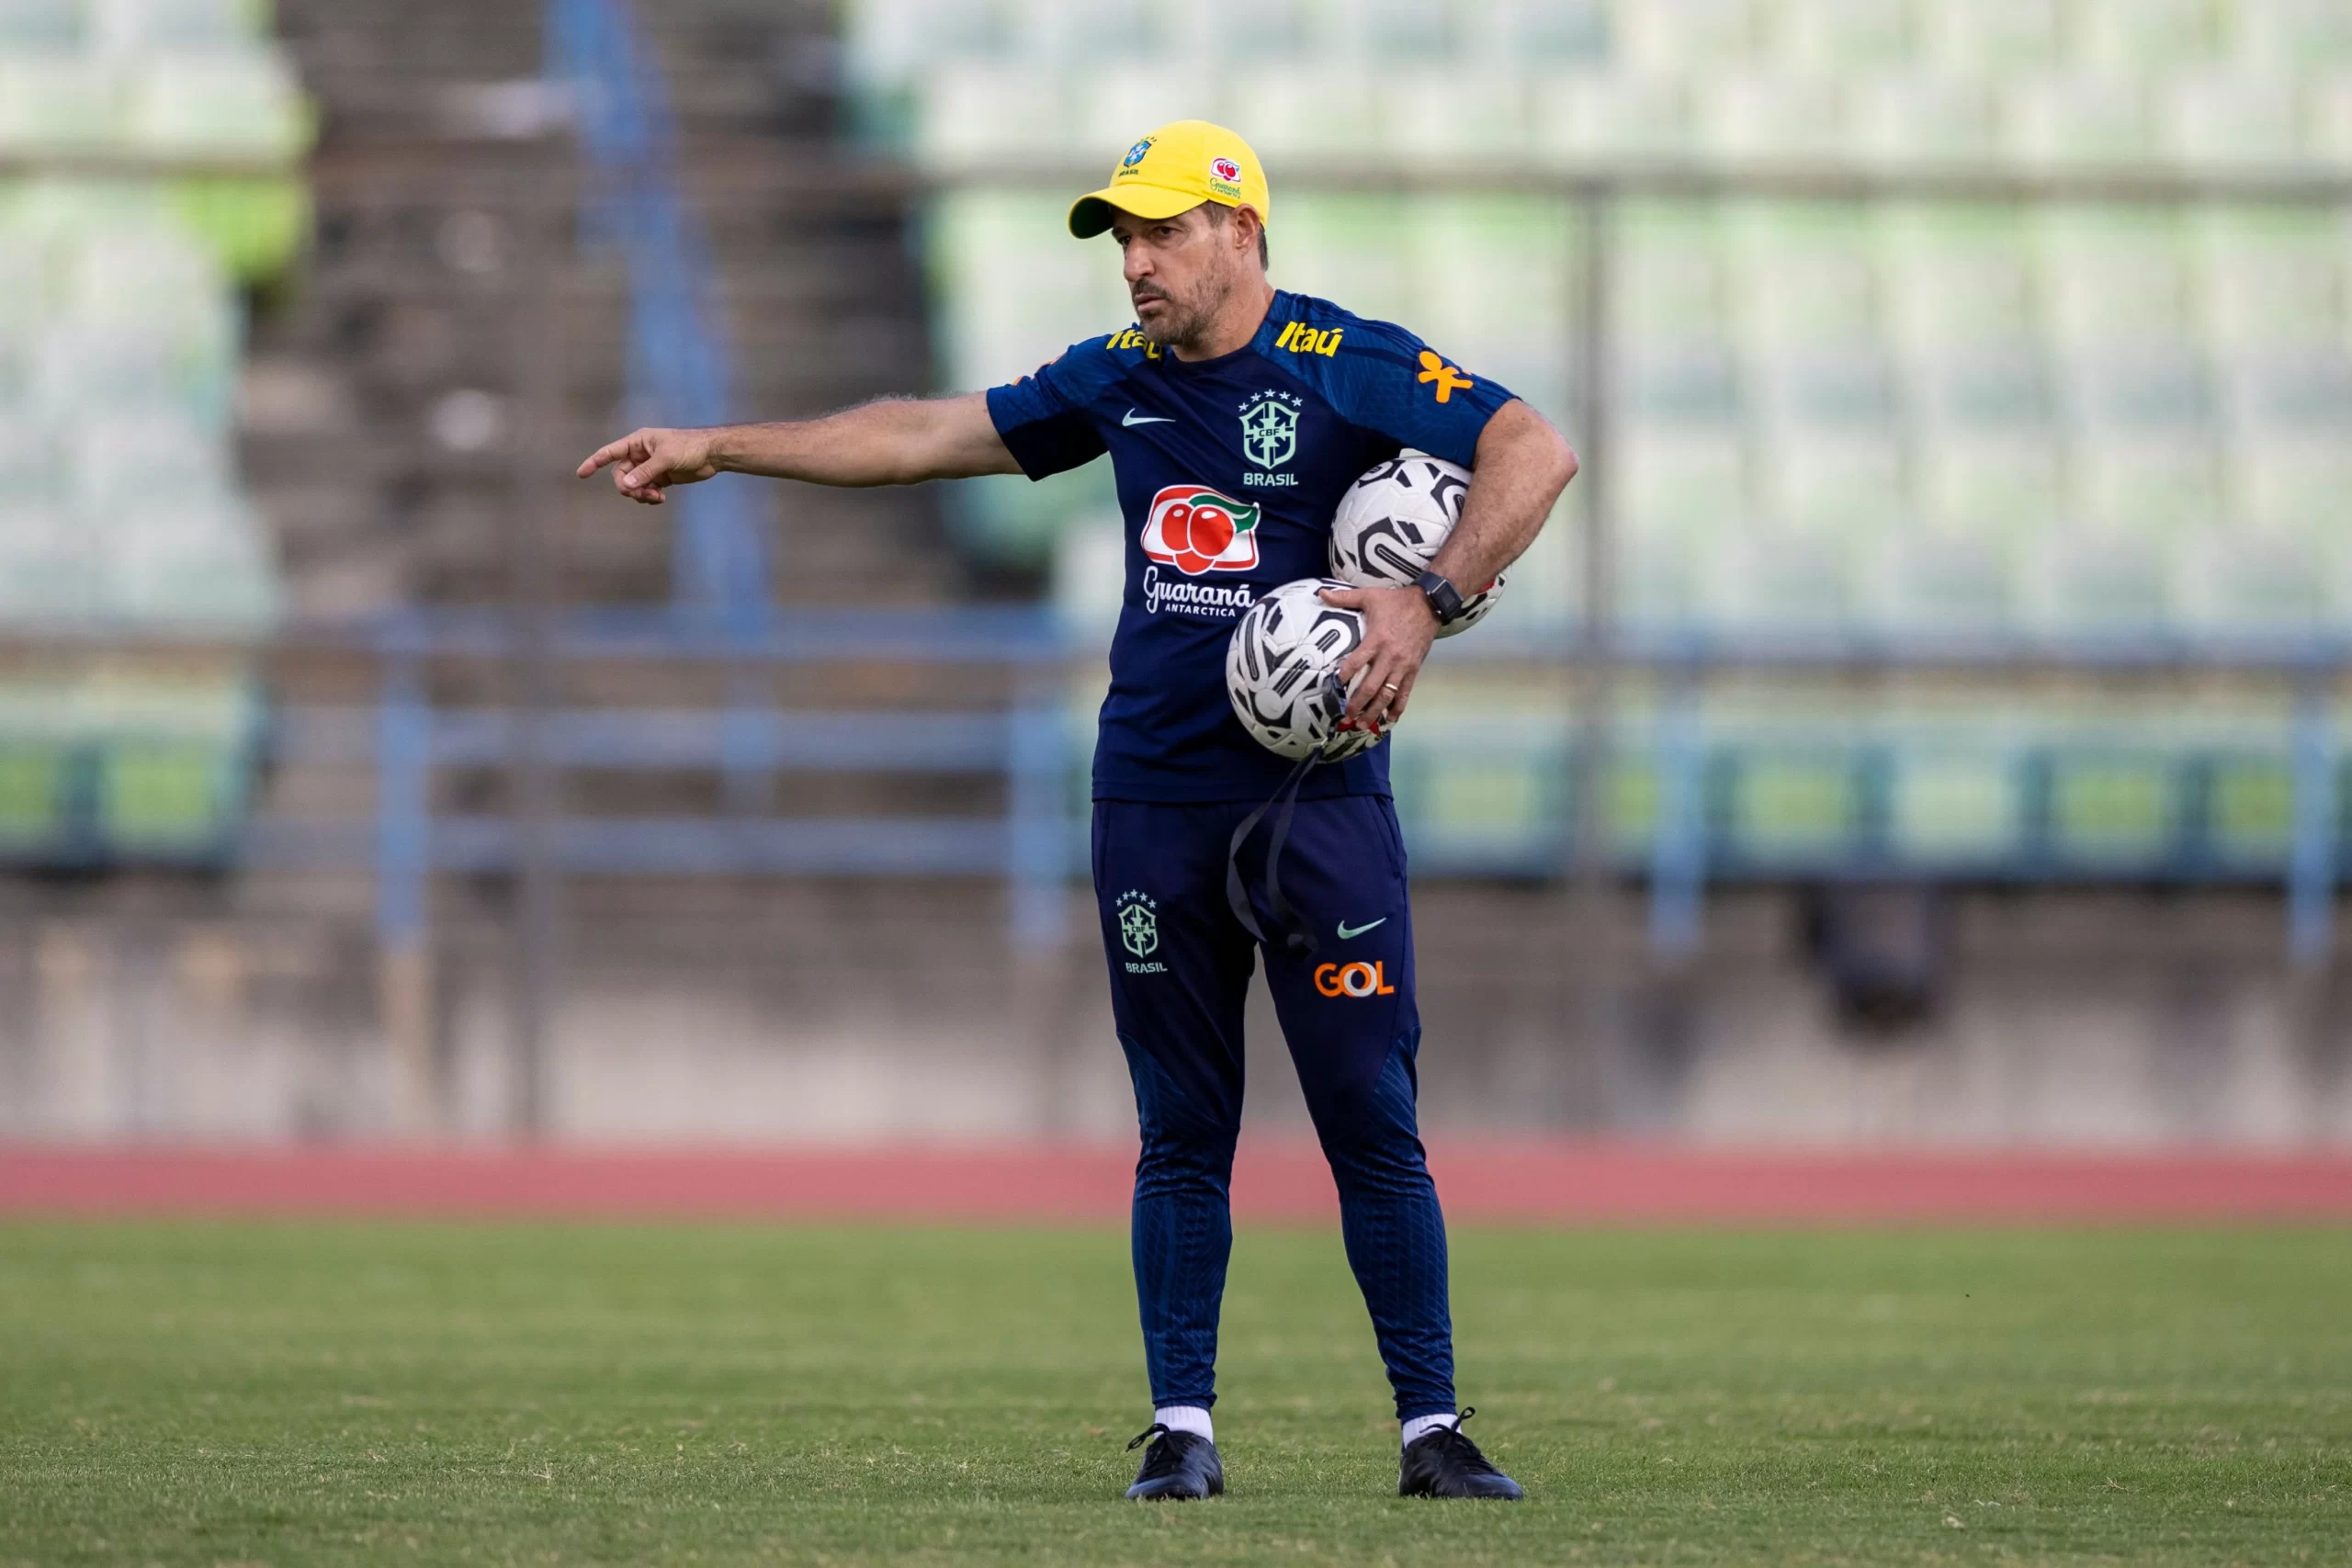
[1068,119,1271,240]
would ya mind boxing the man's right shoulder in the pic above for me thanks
[988,326,1148,449]
[1011,324,1150,404]
[1095,322,1163,363]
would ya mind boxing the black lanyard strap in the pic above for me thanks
[1226,749,1320,956]
[1227,678,1359,957]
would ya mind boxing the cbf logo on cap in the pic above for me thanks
[1069,119,1271,240]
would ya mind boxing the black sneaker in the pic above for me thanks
[1124,1422,1225,1500]
[1398,1408,1524,1500]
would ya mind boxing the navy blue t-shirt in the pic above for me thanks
[987,290,1515,804]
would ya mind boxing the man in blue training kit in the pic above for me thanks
[580,119,1578,1502]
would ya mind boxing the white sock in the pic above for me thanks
[1155,1404,1214,1442]
[1401,1413,1459,1450]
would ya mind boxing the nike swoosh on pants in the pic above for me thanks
[1336,918,1387,940]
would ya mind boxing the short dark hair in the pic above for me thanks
[1202,201,1269,268]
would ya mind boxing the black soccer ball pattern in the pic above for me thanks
[1224,579,1385,761]
[1328,455,1504,637]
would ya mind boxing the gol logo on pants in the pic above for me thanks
[1315,961,1396,998]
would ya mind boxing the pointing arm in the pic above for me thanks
[577,393,1023,505]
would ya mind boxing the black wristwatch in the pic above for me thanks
[1414,570,1465,627]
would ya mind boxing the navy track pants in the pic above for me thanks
[1092,795,1455,1423]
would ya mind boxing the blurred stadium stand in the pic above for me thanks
[0,0,302,867]
[853,0,2352,940]
[2,0,2350,1145]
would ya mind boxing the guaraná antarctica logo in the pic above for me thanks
[1141,483,1261,576]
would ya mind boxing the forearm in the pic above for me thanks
[1428,400,1579,591]
[712,394,1020,488]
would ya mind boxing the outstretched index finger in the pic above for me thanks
[577,435,639,479]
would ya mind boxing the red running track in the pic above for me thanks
[4,1143,2351,1223]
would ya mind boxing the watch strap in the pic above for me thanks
[1414,570,1464,626]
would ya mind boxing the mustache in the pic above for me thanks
[1130,285,1172,306]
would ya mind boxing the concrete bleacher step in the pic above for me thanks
[253,0,956,621]
[234,0,972,870]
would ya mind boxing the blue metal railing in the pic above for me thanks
[1606,680,2343,965]
[160,606,2341,974]
[4,607,2339,965]
[316,607,1075,963]
[542,0,769,636]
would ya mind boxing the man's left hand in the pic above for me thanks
[1322,583,1438,731]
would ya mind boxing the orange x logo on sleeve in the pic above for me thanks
[1417,349,1474,403]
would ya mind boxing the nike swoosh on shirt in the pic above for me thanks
[1336,918,1387,940]
[1122,410,1174,426]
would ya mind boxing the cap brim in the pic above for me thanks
[1068,182,1207,238]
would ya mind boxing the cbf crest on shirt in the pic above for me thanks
[986,289,1515,804]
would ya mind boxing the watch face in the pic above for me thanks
[1418,571,1463,623]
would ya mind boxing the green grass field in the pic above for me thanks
[2,1222,2346,1566]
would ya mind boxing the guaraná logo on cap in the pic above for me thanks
[1211,156,1241,182]
[1122,138,1155,169]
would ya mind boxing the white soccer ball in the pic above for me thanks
[1226,578,1387,762]
[1328,455,1503,637]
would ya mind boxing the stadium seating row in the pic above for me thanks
[1388,696,2343,876]
[3,172,305,288]
[1043,669,2340,876]
[0,0,272,54]
[849,0,2352,82]
[0,504,279,632]
[852,0,2352,171]
[1054,493,2352,642]
[0,672,264,863]
[0,52,311,161]
[0,0,309,153]
[1613,200,2351,351]
[933,193,2352,370]
[1,214,240,385]
[898,58,2352,172]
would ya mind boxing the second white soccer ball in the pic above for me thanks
[1328,455,1503,637]
[1225,578,1386,762]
